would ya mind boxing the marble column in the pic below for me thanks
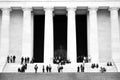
[0,8,11,59]
[110,7,120,62]
[67,7,77,64]
[22,8,32,59]
[44,7,53,64]
[89,7,99,63]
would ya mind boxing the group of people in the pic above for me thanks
[107,62,113,66]
[18,64,27,72]
[91,63,99,69]
[100,67,106,73]
[77,64,85,72]
[21,57,30,64]
[77,56,91,63]
[34,64,52,73]
[7,55,16,63]
[34,64,64,73]
[53,56,71,65]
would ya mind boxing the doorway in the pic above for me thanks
[33,15,45,63]
[76,14,88,62]
[53,14,67,63]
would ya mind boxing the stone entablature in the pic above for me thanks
[0,0,120,2]
[0,1,119,9]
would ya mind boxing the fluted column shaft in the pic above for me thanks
[67,7,77,64]
[22,8,32,59]
[89,7,99,63]
[110,7,120,62]
[44,8,53,64]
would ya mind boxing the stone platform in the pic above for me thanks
[0,73,120,80]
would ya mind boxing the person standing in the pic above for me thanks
[10,56,13,63]
[34,64,38,73]
[57,64,60,73]
[49,64,52,72]
[25,57,27,64]
[7,56,10,63]
[21,57,24,64]
[42,65,45,73]
[77,66,80,72]
[46,65,49,72]
[27,57,30,63]
[13,55,15,63]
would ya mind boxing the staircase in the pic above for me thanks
[3,63,22,72]
[3,62,118,72]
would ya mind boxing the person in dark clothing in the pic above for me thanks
[10,56,13,63]
[110,62,112,66]
[91,64,94,68]
[77,66,80,72]
[34,64,38,73]
[7,56,10,63]
[25,57,27,64]
[27,57,30,63]
[42,65,45,73]
[96,64,99,68]
[46,65,49,72]
[49,64,52,72]
[13,56,15,63]
[57,65,60,73]
[82,66,85,72]
[21,57,24,64]
[25,63,27,70]
[18,68,21,72]
[81,64,85,72]
[21,65,26,72]
[107,62,109,66]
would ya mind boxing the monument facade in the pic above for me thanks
[0,0,120,72]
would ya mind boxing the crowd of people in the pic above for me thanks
[53,56,71,65]
[7,55,16,63]
[18,63,64,73]
[17,62,114,73]
[6,55,114,73]
[77,56,91,63]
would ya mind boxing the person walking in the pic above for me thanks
[34,64,38,73]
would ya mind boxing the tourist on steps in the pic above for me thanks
[49,64,52,72]
[42,65,45,73]
[34,64,38,73]
[46,65,49,72]
[13,55,16,63]
[77,66,80,72]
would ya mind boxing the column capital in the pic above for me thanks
[109,7,119,11]
[1,8,11,12]
[67,7,76,12]
[22,7,32,11]
[88,7,98,12]
[44,7,54,11]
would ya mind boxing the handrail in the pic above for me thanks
[2,58,8,72]
[111,59,118,72]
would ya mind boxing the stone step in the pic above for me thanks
[3,63,118,72]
